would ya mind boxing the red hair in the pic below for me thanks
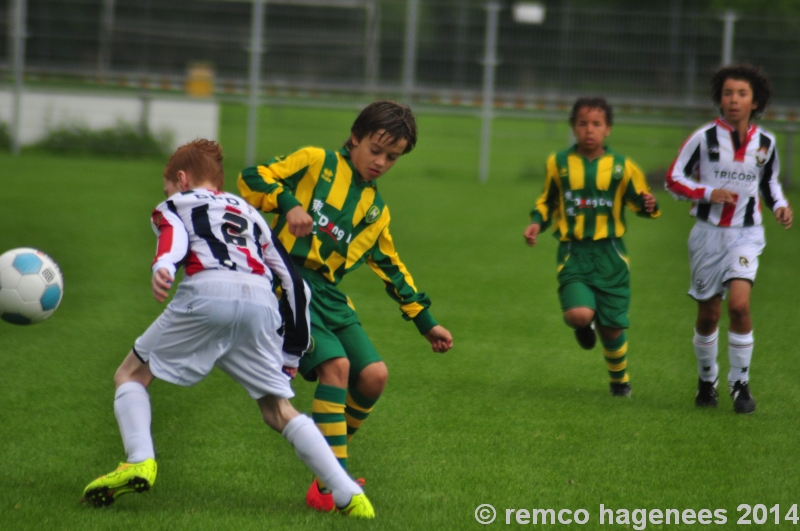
[163,139,224,189]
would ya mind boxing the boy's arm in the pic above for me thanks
[365,222,438,336]
[528,155,561,234]
[237,147,321,214]
[623,160,660,218]
[256,215,312,361]
[665,131,713,202]
[759,146,792,229]
[150,204,189,302]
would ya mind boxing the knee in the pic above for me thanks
[258,396,297,433]
[598,326,623,343]
[696,308,721,335]
[114,365,136,389]
[315,357,350,387]
[355,362,388,399]
[564,308,594,329]
[728,300,751,323]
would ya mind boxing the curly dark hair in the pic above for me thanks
[569,97,613,127]
[711,64,772,119]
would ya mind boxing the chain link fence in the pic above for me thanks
[3,0,800,106]
[3,0,800,180]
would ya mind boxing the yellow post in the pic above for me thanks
[185,62,214,97]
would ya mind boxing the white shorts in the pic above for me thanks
[687,221,765,301]
[133,270,293,400]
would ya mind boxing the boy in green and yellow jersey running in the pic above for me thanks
[524,97,659,397]
[238,101,453,511]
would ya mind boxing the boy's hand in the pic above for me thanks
[642,192,657,213]
[524,223,541,247]
[424,325,453,353]
[282,366,298,379]
[152,268,174,303]
[710,188,737,205]
[286,206,314,237]
[776,206,793,229]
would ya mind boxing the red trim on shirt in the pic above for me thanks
[734,125,757,162]
[719,194,739,227]
[225,205,242,214]
[239,248,266,276]
[152,210,174,263]
[714,118,733,132]
[184,250,205,276]
[665,135,705,200]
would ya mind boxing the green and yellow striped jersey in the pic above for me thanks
[531,146,659,241]
[238,146,437,333]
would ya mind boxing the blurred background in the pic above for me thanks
[4,0,800,102]
[2,0,800,177]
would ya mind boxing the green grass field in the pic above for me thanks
[1,104,799,530]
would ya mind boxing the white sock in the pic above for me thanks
[693,328,719,383]
[114,381,155,464]
[728,330,754,387]
[282,415,362,508]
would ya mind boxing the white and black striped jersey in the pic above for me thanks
[150,188,310,356]
[666,118,789,227]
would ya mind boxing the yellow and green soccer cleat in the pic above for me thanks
[82,458,157,507]
[335,493,375,519]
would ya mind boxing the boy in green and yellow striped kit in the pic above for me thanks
[524,97,659,396]
[238,101,453,510]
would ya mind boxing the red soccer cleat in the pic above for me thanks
[305,477,366,512]
[306,478,334,512]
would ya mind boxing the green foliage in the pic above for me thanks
[1,106,799,530]
[0,122,11,152]
[35,122,171,158]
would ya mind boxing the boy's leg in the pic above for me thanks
[598,326,630,396]
[113,351,157,463]
[338,324,385,443]
[258,395,373,517]
[299,323,350,508]
[591,240,631,395]
[83,351,158,506]
[694,296,722,406]
[727,279,756,413]
[559,282,597,350]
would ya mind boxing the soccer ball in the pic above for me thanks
[0,248,64,325]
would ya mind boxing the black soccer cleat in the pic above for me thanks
[695,378,718,408]
[610,382,631,397]
[730,381,756,414]
[574,322,596,350]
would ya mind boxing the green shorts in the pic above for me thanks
[297,269,382,384]
[556,239,631,329]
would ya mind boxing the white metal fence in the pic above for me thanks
[4,0,800,178]
[4,1,800,103]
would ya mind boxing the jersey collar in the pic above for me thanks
[338,147,375,189]
[715,117,756,136]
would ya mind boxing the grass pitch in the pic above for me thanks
[1,104,799,530]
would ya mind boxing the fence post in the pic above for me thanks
[364,0,380,93]
[98,0,116,76]
[479,1,501,183]
[720,9,737,66]
[246,0,266,168]
[401,0,420,104]
[10,0,27,156]
[453,0,469,89]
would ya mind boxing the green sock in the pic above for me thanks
[345,386,379,443]
[601,331,629,383]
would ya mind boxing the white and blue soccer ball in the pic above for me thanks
[0,248,64,325]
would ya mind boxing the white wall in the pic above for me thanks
[0,89,218,149]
